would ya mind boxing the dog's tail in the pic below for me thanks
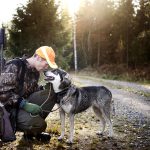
[111,98,115,116]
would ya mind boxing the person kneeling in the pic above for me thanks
[0,46,58,142]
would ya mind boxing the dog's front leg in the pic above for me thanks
[58,108,65,141]
[67,113,75,144]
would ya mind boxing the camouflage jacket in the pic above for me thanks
[0,58,40,106]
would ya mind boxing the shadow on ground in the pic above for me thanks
[1,108,149,150]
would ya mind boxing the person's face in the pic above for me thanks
[35,56,49,72]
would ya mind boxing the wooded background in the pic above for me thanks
[3,0,150,79]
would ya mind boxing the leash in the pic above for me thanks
[30,84,53,117]
[30,84,71,117]
[49,86,72,112]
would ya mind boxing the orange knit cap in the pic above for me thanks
[35,46,58,69]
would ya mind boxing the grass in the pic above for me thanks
[101,73,150,85]
[71,64,150,84]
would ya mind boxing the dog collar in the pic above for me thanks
[56,88,69,96]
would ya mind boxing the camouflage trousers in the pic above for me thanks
[17,89,56,134]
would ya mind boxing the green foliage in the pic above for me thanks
[76,0,150,70]
[130,0,150,66]
[8,0,72,68]
[56,47,73,70]
[6,0,150,71]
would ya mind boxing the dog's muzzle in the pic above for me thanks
[44,71,55,81]
[44,76,54,81]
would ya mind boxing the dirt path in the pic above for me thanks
[1,75,150,150]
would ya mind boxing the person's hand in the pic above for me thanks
[23,102,42,115]
[19,99,42,115]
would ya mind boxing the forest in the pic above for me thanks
[2,0,150,81]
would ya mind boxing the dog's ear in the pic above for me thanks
[59,73,71,89]
[59,78,71,89]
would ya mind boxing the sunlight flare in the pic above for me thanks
[65,0,80,16]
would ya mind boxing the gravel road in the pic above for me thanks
[71,75,150,125]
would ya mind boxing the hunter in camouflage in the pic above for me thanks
[0,46,58,142]
[0,59,39,105]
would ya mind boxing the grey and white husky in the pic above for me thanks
[44,69,114,143]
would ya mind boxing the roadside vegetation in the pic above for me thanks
[71,65,150,98]
[74,64,150,84]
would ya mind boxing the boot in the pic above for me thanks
[23,132,51,142]
[36,132,51,142]
[23,133,34,142]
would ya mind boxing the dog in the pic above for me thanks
[44,68,114,143]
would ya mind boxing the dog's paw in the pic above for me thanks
[96,131,104,136]
[58,136,63,141]
[108,133,113,138]
[66,139,73,144]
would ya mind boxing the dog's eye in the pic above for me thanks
[51,69,58,75]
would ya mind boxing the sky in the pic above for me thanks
[0,0,79,25]
[0,0,27,26]
[0,0,139,27]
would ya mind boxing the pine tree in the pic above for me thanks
[8,0,71,60]
[131,0,150,66]
[114,0,135,67]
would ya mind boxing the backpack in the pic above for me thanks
[0,58,26,142]
[0,105,16,142]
